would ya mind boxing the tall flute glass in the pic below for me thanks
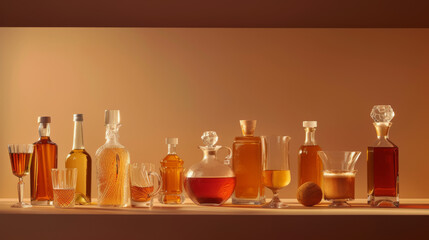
[8,144,33,208]
[261,136,291,208]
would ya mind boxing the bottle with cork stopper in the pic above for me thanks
[298,121,323,188]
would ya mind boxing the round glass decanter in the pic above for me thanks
[184,131,236,206]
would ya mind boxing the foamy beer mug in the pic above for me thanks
[129,163,162,208]
[318,151,361,207]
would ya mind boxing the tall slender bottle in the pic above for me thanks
[298,121,322,188]
[367,105,399,207]
[159,138,185,204]
[31,116,58,205]
[232,120,265,205]
[95,110,130,207]
[65,114,92,204]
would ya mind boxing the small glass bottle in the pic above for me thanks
[96,110,130,207]
[159,137,185,204]
[31,116,58,206]
[232,120,265,205]
[65,114,92,204]
[367,105,399,207]
[298,121,323,188]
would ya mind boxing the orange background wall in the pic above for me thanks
[0,28,428,199]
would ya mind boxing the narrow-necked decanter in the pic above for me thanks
[65,114,92,204]
[31,116,58,205]
[298,121,323,188]
[96,110,130,207]
[367,105,399,207]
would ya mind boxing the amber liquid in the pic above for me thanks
[298,145,322,187]
[96,147,130,207]
[131,185,154,202]
[232,137,265,202]
[262,170,291,190]
[9,153,32,178]
[185,177,236,205]
[323,171,355,200]
[53,188,75,208]
[367,147,399,197]
[31,136,58,203]
[66,149,92,204]
[160,154,184,204]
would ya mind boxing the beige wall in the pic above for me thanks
[0,28,428,200]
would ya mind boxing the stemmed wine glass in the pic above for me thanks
[261,136,291,208]
[8,144,33,208]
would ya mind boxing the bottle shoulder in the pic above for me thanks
[369,138,398,148]
[66,149,92,160]
[34,137,57,146]
[161,154,184,164]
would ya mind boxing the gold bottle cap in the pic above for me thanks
[73,114,83,122]
[240,120,257,136]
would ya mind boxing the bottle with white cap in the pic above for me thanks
[298,121,323,188]
[159,137,185,204]
[31,116,58,205]
[65,114,92,204]
[95,110,130,207]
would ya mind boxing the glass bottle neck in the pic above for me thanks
[38,123,51,138]
[73,121,84,150]
[105,124,120,143]
[304,127,317,145]
[374,122,391,139]
[168,145,177,154]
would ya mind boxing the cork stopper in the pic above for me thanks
[38,116,51,123]
[240,120,257,136]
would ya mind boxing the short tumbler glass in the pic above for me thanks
[51,168,78,208]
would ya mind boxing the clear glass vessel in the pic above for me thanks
[232,120,265,205]
[65,114,92,205]
[159,138,185,204]
[298,121,323,188]
[130,163,162,208]
[95,110,130,207]
[184,131,236,206]
[8,144,33,208]
[367,105,399,207]
[31,116,58,206]
[51,168,78,208]
[318,151,361,207]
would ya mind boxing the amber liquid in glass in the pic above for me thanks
[131,185,154,202]
[298,145,322,187]
[53,188,75,207]
[185,177,236,205]
[31,136,58,204]
[66,149,92,204]
[160,154,184,204]
[10,153,32,178]
[367,147,399,197]
[232,136,265,204]
[323,171,355,200]
[262,170,291,190]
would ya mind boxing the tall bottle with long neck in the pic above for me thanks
[31,116,58,205]
[96,110,130,207]
[367,105,399,207]
[65,114,92,204]
[298,121,323,188]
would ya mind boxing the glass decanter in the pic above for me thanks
[367,105,399,207]
[184,131,236,206]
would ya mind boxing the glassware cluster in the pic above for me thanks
[8,105,399,209]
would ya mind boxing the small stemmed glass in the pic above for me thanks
[8,144,33,208]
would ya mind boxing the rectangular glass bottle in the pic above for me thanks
[298,121,323,188]
[31,116,58,205]
[160,138,185,204]
[65,114,92,204]
[232,120,265,205]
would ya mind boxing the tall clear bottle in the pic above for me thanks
[159,138,185,204]
[31,116,58,205]
[65,114,92,204]
[367,105,399,207]
[298,121,323,188]
[232,120,265,205]
[95,110,130,207]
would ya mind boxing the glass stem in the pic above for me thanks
[272,190,279,201]
[18,178,24,204]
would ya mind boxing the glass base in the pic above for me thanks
[11,202,32,208]
[329,200,351,208]
[158,193,186,205]
[368,195,399,207]
[262,197,287,209]
[232,197,266,205]
[131,200,152,208]
[31,200,53,206]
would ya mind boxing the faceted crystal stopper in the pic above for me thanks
[201,131,218,147]
[240,120,256,136]
[370,105,395,123]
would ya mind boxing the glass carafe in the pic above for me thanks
[184,131,236,206]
